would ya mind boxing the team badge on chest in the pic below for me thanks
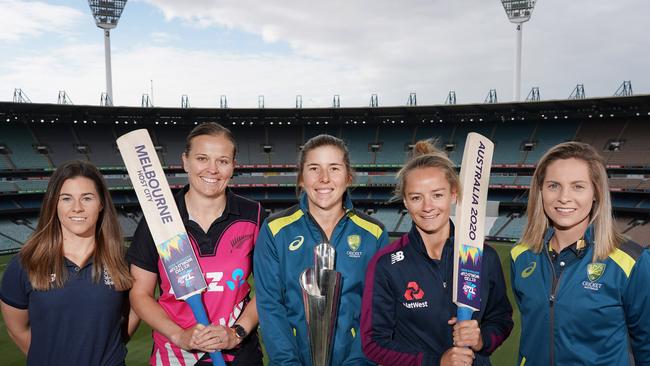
[346,234,363,258]
[587,263,606,282]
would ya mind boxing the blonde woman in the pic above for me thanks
[511,142,650,365]
[361,140,512,366]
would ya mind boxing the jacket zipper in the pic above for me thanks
[544,248,562,366]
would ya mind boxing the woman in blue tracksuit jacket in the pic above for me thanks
[361,140,513,366]
[254,134,389,365]
[511,141,650,366]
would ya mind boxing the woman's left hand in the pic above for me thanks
[208,325,242,351]
[449,317,483,352]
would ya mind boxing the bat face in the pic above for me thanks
[117,129,208,300]
[453,132,494,312]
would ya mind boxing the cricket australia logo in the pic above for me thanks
[582,263,605,291]
[346,234,363,258]
[289,236,304,251]
[391,251,404,264]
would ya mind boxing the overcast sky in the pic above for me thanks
[1,0,648,108]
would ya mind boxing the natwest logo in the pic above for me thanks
[404,281,425,300]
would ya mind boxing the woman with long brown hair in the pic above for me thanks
[0,160,137,365]
[511,141,650,365]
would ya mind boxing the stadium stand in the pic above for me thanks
[267,125,302,164]
[32,124,88,166]
[1,124,51,169]
[414,124,454,146]
[604,120,650,167]
[74,124,122,167]
[14,179,48,192]
[488,214,511,237]
[496,214,528,239]
[0,180,18,193]
[369,208,401,232]
[492,121,536,165]
[490,174,516,185]
[524,120,579,164]
[0,155,14,170]
[375,126,413,164]
[574,119,625,160]
[151,125,191,167]
[446,123,494,165]
[341,125,376,165]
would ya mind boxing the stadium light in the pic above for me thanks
[500,0,537,102]
[88,0,128,106]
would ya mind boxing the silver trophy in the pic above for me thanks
[299,243,342,366]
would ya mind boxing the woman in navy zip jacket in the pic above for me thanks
[511,141,650,366]
[361,140,513,366]
[254,134,389,365]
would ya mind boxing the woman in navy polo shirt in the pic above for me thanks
[0,160,137,366]
[360,140,513,366]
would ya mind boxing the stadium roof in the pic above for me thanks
[2,94,649,126]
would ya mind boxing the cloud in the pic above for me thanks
[137,0,650,103]
[0,0,84,41]
[1,0,649,106]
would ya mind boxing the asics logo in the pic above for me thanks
[289,236,304,251]
[521,261,537,278]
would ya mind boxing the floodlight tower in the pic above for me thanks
[88,0,127,106]
[500,0,537,102]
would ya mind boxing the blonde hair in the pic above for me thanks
[393,139,460,202]
[520,141,624,260]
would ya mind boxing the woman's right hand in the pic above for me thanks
[440,346,475,366]
[172,324,222,353]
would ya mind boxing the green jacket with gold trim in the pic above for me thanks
[254,192,389,366]
[510,226,650,366]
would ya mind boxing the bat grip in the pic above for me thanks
[457,305,474,322]
[185,294,227,366]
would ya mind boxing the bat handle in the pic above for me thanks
[457,305,474,322]
[185,294,227,366]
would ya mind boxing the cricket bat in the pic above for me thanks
[117,129,226,366]
[452,132,494,322]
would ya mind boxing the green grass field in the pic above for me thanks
[0,242,520,365]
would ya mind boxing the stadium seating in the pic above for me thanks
[0,219,33,250]
[231,125,269,165]
[524,120,579,164]
[267,125,302,164]
[1,125,51,169]
[0,156,13,170]
[341,125,376,165]
[74,124,123,167]
[370,208,401,232]
[32,124,88,166]
[14,179,48,192]
[446,123,495,165]
[492,121,536,164]
[0,180,18,193]
[376,126,412,165]
[604,121,650,167]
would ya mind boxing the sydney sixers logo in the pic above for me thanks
[404,281,425,300]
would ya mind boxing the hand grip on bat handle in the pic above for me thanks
[457,305,474,322]
[185,294,227,366]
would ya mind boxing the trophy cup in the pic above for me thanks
[299,243,342,366]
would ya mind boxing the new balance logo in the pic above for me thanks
[391,251,404,264]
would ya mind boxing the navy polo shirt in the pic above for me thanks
[0,255,127,366]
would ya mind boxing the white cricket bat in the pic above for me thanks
[117,129,226,366]
[452,132,494,321]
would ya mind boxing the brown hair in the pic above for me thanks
[393,139,460,202]
[520,141,624,260]
[19,160,132,291]
[296,134,355,194]
[184,122,237,158]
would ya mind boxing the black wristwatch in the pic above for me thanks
[231,324,248,339]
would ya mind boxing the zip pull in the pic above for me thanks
[549,294,556,305]
[443,281,447,288]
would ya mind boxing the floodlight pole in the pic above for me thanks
[500,0,537,102]
[88,0,128,106]
[514,23,523,102]
[104,30,113,105]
